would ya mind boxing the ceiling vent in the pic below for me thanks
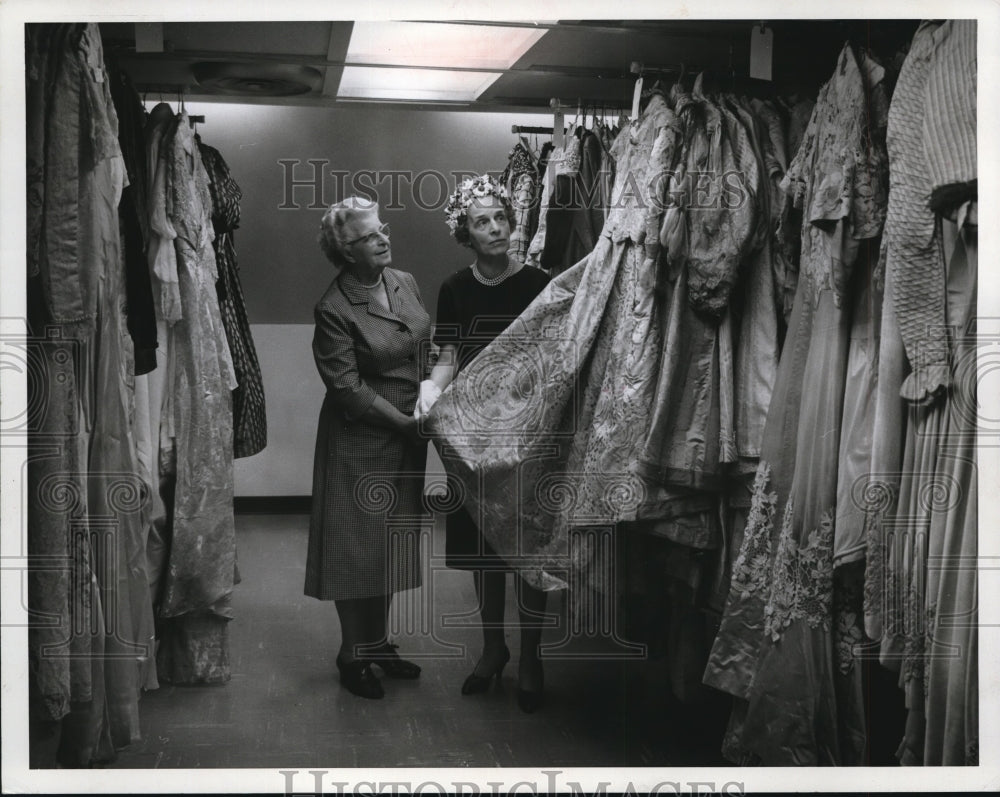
[191,62,323,96]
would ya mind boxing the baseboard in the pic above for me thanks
[234,496,311,514]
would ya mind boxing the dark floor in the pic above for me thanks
[108,513,731,769]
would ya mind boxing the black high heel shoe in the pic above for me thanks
[461,647,511,695]
[517,664,545,713]
[366,642,421,679]
[336,655,384,699]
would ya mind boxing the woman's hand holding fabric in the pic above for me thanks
[413,379,442,420]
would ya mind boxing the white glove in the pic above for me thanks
[414,379,442,420]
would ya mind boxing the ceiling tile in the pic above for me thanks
[162,21,337,56]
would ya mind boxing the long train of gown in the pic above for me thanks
[425,93,681,599]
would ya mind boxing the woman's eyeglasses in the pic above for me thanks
[346,223,390,247]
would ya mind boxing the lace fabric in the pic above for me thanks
[780,44,888,308]
[763,502,835,642]
[862,493,889,635]
[555,128,582,175]
[832,563,867,676]
[729,463,776,602]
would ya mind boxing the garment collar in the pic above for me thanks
[339,269,404,323]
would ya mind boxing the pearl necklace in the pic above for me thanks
[358,274,383,289]
[471,259,513,287]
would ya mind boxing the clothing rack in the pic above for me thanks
[511,125,565,135]
[140,88,206,126]
[629,59,776,105]
[629,61,695,78]
[544,98,627,145]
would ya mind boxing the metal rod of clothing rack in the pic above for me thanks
[629,61,694,77]
[511,125,566,134]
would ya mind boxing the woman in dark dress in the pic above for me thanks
[306,196,428,700]
[416,175,550,711]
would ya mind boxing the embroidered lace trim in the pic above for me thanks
[833,564,867,675]
[862,504,886,628]
[764,500,836,642]
[730,462,777,602]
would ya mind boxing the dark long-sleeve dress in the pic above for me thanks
[432,265,550,570]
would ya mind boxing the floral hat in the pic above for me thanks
[444,174,509,235]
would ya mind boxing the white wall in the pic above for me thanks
[234,323,445,497]
[233,324,318,496]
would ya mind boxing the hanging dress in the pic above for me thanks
[27,22,154,765]
[502,139,541,265]
[638,79,763,496]
[426,93,682,599]
[199,140,268,458]
[729,95,781,466]
[524,135,572,269]
[153,113,240,684]
[917,20,978,762]
[869,19,978,766]
[869,20,945,752]
[541,127,606,276]
[703,42,890,765]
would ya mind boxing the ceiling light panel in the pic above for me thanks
[345,22,547,70]
[337,66,501,102]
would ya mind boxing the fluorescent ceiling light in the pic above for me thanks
[338,66,501,102]
[341,22,547,100]
[346,22,546,69]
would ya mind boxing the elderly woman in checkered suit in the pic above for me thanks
[305,196,430,700]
